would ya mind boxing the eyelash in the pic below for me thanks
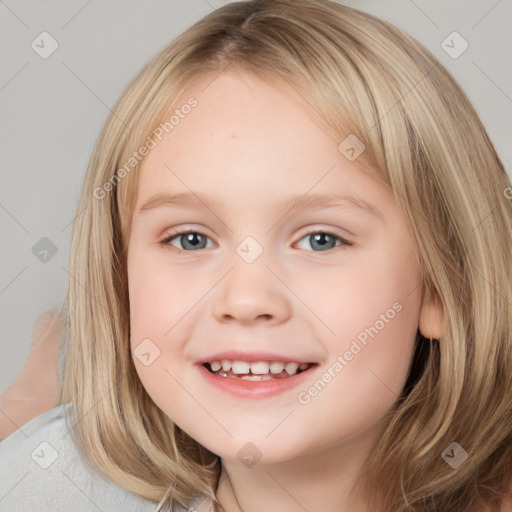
[159,228,353,253]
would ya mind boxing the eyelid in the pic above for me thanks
[294,226,353,244]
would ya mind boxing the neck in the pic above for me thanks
[213,423,385,512]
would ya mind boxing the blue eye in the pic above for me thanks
[295,231,351,251]
[161,231,214,251]
[160,229,351,253]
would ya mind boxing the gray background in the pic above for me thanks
[1,0,511,394]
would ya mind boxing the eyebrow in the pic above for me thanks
[137,190,383,220]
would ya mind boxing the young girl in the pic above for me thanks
[1,0,511,510]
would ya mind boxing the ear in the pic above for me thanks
[419,288,444,340]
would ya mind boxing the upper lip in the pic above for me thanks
[196,350,318,365]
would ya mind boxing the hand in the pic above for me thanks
[0,310,64,441]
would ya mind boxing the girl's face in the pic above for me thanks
[127,70,440,465]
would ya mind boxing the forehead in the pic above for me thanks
[132,70,390,216]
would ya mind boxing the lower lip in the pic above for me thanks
[197,363,319,399]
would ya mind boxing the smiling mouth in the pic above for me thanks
[203,361,317,380]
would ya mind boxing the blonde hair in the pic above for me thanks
[61,0,512,510]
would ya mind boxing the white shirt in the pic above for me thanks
[0,403,209,512]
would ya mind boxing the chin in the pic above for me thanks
[197,434,308,467]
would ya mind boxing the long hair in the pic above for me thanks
[61,1,512,510]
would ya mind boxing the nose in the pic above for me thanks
[212,261,292,326]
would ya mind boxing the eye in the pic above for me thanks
[295,230,352,252]
[160,228,352,253]
[160,230,215,251]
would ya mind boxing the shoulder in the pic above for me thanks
[0,403,156,511]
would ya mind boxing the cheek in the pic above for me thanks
[127,249,206,343]
[343,258,420,398]
[294,242,421,345]
[127,250,211,423]
[291,272,420,451]
[302,238,422,399]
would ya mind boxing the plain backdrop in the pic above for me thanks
[1,0,511,394]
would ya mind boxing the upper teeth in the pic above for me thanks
[208,360,310,375]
